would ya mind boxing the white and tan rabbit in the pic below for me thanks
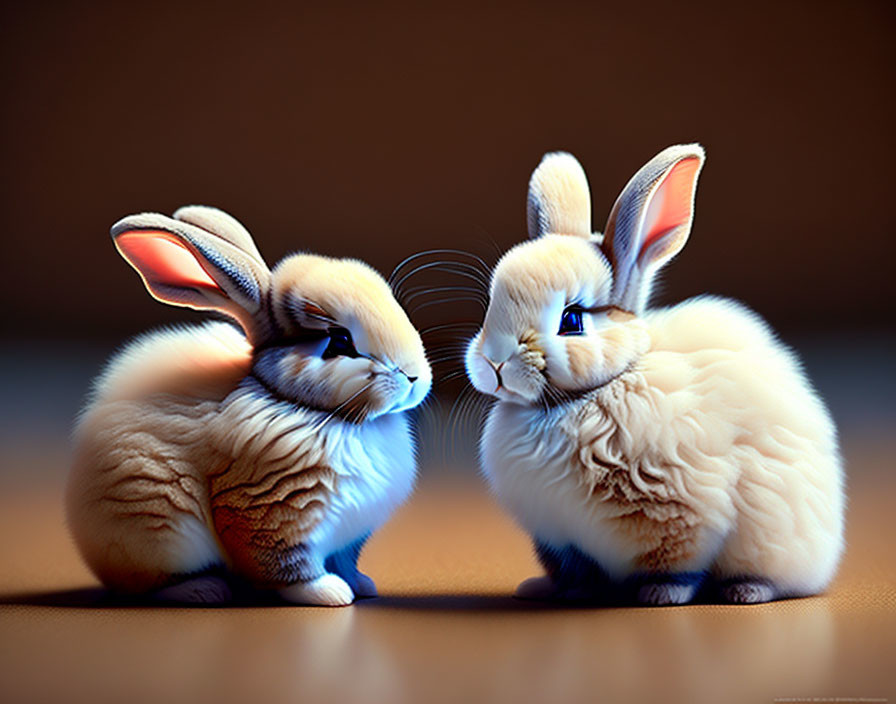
[466,145,844,605]
[67,206,431,605]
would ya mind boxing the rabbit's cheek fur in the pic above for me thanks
[253,349,429,421]
[499,357,546,404]
[465,332,496,395]
[252,349,381,420]
[548,319,650,393]
[365,371,409,418]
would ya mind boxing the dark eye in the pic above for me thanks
[322,327,360,359]
[558,305,585,336]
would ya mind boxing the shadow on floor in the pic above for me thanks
[0,587,597,612]
[0,587,806,612]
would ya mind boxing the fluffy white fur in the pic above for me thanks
[67,206,430,606]
[69,323,417,599]
[467,146,844,604]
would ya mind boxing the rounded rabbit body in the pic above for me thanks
[67,207,431,605]
[466,146,844,605]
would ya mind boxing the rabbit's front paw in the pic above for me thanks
[280,574,355,607]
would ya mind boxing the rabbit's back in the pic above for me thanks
[589,296,844,590]
[67,322,251,591]
[91,321,251,405]
[641,296,839,471]
[641,295,837,449]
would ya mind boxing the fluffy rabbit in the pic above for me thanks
[466,145,844,605]
[67,206,431,605]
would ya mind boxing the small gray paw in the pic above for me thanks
[637,582,697,606]
[721,580,776,604]
[154,576,232,604]
[515,576,559,600]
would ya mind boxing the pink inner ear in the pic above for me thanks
[640,157,701,256]
[116,231,220,291]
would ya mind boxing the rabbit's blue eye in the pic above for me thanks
[558,305,585,336]
[323,327,359,359]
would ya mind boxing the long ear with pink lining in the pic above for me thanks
[111,206,272,342]
[601,144,705,313]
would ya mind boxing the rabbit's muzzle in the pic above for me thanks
[466,329,548,405]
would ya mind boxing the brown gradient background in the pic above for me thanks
[1,0,894,341]
[1,2,895,704]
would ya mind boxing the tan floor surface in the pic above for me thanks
[1,464,894,704]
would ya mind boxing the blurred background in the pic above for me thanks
[1,0,893,480]
[1,3,894,703]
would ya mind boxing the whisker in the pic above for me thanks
[428,354,466,366]
[313,380,376,431]
[396,257,492,283]
[470,225,505,260]
[443,382,474,467]
[426,344,473,356]
[410,296,487,316]
[445,382,475,426]
[419,322,482,336]
[430,359,466,370]
[423,333,479,345]
[452,389,489,467]
[401,285,489,308]
[425,340,473,352]
[540,381,575,410]
[389,248,493,285]
[394,262,491,299]
[447,383,485,461]
[429,347,466,357]
[402,284,485,297]
[408,391,434,457]
[437,370,470,384]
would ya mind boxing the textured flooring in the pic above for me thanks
[0,463,894,704]
[1,339,894,703]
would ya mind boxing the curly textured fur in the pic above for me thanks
[67,207,430,606]
[467,146,844,605]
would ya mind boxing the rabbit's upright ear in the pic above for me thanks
[111,206,272,341]
[601,144,705,313]
[527,152,592,239]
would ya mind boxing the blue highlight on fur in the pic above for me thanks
[324,533,372,596]
[535,540,613,589]
[534,539,710,604]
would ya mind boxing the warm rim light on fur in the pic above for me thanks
[67,206,431,605]
[467,145,844,605]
